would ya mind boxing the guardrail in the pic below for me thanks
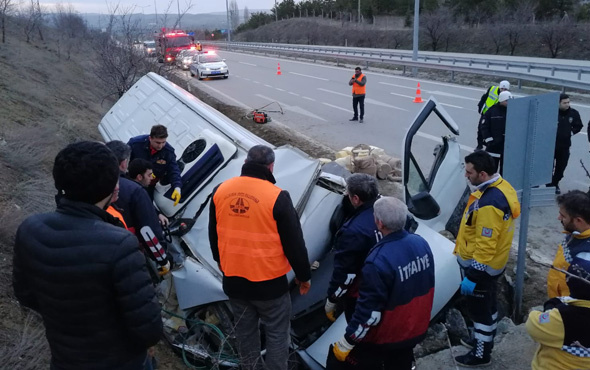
[208,41,590,91]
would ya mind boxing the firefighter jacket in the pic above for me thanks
[480,103,507,157]
[547,229,590,298]
[478,86,500,115]
[526,298,590,370]
[209,162,311,301]
[350,73,366,96]
[327,198,380,301]
[127,134,182,189]
[13,198,162,370]
[556,107,583,150]
[345,230,435,349]
[454,175,521,281]
[114,176,169,267]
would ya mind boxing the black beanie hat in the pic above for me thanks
[53,141,119,204]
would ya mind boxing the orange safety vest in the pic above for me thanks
[352,73,366,95]
[213,176,291,282]
[107,205,128,229]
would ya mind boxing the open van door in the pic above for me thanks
[402,97,468,236]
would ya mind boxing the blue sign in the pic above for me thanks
[187,32,194,36]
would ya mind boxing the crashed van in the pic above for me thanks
[99,72,466,369]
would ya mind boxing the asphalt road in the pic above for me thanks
[183,50,590,193]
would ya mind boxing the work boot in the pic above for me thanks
[359,119,364,123]
[349,117,358,121]
[461,337,494,351]
[455,341,492,368]
[555,185,561,195]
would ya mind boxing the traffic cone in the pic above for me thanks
[277,63,282,75]
[413,83,424,103]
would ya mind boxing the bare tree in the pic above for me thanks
[243,6,250,24]
[0,0,14,43]
[53,3,87,60]
[538,18,573,58]
[22,0,44,43]
[230,0,239,30]
[421,7,452,51]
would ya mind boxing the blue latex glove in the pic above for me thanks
[460,277,476,295]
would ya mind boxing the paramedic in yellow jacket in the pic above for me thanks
[527,260,590,370]
[547,190,590,298]
[453,150,521,367]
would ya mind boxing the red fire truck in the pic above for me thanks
[155,29,196,63]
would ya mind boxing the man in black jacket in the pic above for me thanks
[481,91,513,175]
[13,141,163,370]
[209,145,311,370]
[548,94,584,194]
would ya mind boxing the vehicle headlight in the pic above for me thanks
[205,67,210,71]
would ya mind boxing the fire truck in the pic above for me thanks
[155,29,196,63]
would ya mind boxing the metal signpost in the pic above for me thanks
[503,92,559,320]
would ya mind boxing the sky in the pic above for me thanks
[39,0,275,14]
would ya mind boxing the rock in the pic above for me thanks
[445,308,469,341]
[528,305,543,314]
[414,323,449,358]
[494,317,516,344]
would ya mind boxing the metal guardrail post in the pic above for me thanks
[551,67,556,76]
[518,79,522,90]
[578,69,582,80]
[451,70,455,82]
[506,63,509,70]
[403,65,406,75]
[366,61,369,70]
[528,64,531,73]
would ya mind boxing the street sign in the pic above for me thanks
[501,92,559,322]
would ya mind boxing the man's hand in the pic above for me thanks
[460,277,476,295]
[325,298,337,322]
[331,337,355,362]
[158,213,169,227]
[295,279,311,295]
[157,260,171,276]
[171,187,181,207]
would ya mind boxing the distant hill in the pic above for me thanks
[81,10,270,32]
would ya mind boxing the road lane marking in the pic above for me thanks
[289,72,329,81]
[322,102,350,112]
[439,103,464,109]
[276,88,285,91]
[303,96,314,101]
[255,94,327,121]
[239,62,257,66]
[416,131,474,152]
[289,92,300,96]
[317,88,349,97]
[320,88,407,111]
[243,78,251,81]
[425,90,480,101]
[253,81,261,84]
[390,92,414,99]
[380,82,415,90]
[264,84,272,88]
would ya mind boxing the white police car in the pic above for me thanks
[189,51,229,80]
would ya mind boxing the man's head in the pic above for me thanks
[105,140,131,173]
[498,91,513,107]
[128,158,154,187]
[499,80,510,92]
[149,124,169,152]
[245,145,275,172]
[53,141,119,206]
[373,196,408,236]
[354,67,361,77]
[464,151,497,186]
[559,93,570,111]
[346,173,379,209]
[556,190,590,233]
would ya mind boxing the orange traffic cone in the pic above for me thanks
[277,63,282,75]
[413,83,424,103]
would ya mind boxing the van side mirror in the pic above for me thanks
[408,191,440,220]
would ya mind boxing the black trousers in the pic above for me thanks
[326,343,414,370]
[551,146,570,186]
[352,95,365,119]
[477,116,485,147]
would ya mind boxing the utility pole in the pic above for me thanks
[275,0,278,22]
[412,0,419,76]
[357,0,361,23]
[226,0,232,42]
[154,0,158,29]
[177,0,181,28]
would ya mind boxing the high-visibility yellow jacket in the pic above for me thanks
[454,176,521,276]
[527,298,590,370]
[481,86,500,114]
[547,229,590,298]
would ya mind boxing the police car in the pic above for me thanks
[189,51,229,80]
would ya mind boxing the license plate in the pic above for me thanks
[211,71,220,74]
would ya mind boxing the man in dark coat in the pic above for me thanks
[547,94,584,194]
[481,91,513,175]
[13,141,163,370]
[128,124,182,205]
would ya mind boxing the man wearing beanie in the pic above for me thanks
[12,141,163,370]
[481,90,513,175]
[527,261,590,370]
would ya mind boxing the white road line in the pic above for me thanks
[380,82,415,90]
[243,78,251,81]
[322,102,350,112]
[239,61,257,66]
[317,88,349,97]
[416,131,474,152]
[264,84,272,88]
[320,88,407,111]
[439,103,464,109]
[390,92,415,99]
[289,72,329,81]
[289,92,300,96]
[255,94,327,121]
[276,88,285,91]
[253,81,261,84]
[425,90,480,101]
[303,96,314,101]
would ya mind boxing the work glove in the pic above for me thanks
[460,277,476,295]
[330,337,355,362]
[171,187,181,207]
[295,279,311,295]
[157,260,171,276]
[325,298,337,322]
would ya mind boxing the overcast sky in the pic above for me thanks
[40,0,275,14]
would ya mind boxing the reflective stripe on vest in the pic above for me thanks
[352,73,366,95]
[213,176,291,282]
[482,86,499,114]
